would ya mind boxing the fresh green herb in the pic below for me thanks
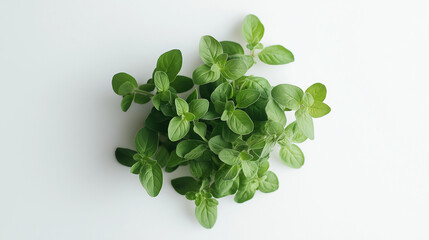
[112,14,331,229]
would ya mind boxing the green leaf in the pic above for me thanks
[218,149,241,165]
[213,166,240,197]
[235,76,272,99]
[271,84,304,110]
[175,98,189,116]
[280,144,304,168]
[112,72,138,95]
[302,92,314,107]
[229,54,255,69]
[184,144,207,160]
[152,94,161,110]
[130,161,141,174]
[221,59,247,80]
[139,83,155,92]
[265,99,286,126]
[118,81,135,96]
[139,161,163,197]
[171,177,200,195]
[168,116,190,141]
[234,173,259,203]
[115,148,137,167]
[265,120,284,136]
[215,53,228,67]
[242,14,265,47]
[190,160,212,178]
[222,164,240,180]
[210,82,233,103]
[258,45,294,65]
[166,150,186,168]
[220,41,244,55]
[155,49,182,82]
[295,108,314,140]
[154,71,170,92]
[258,171,279,193]
[208,135,232,155]
[170,75,194,93]
[195,198,218,229]
[184,112,195,121]
[135,127,158,157]
[240,151,254,161]
[121,94,134,112]
[199,35,223,65]
[176,140,205,158]
[227,109,254,135]
[241,160,258,178]
[186,89,198,103]
[306,83,327,102]
[236,89,260,108]
[134,93,151,104]
[284,121,307,143]
[154,146,169,168]
[308,101,331,118]
[189,99,209,120]
[193,122,207,140]
[192,64,221,85]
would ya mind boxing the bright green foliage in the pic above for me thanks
[112,14,331,229]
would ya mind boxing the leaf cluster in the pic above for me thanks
[112,14,330,229]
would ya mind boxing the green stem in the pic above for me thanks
[135,89,154,96]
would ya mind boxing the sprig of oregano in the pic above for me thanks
[112,14,331,229]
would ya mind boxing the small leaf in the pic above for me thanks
[258,171,279,193]
[208,135,232,155]
[308,101,331,118]
[271,84,304,110]
[134,127,158,157]
[175,98,189,116]
[154,71,170,92]
[222,164,240,180]
[220,41,244,55]
[234,173,259,203]
[221,59,247,80]
[199,35,223,65]
[302,92,314,107]
[171,75,194,93]
[218,149,241,165]
[284,121,307,143]
[280,144,305,168]
[236,89,260,108]
[195,198,218,229]
[192,64,221,85]
[121,94,134,112]
[189,99,209,120]
[168,116,190,141]
[258,45,294,65]
[171,177,200,195]
[118,81,135,96]
[242,14,265,47]
[184,144,207,160]
[306,83,327,102]
[186,89,198,103]
[295,108,314,140]
[115,148,137,167]
[176,140,205,158]
[155,49,182,82]
[193,122,207,140]
[241,160,258,178]
[139,161,163,197]
[227,109,254,135]
[112,72,138,95]
[154,146,169,168]
[130,161,141,174]
[134,93,151,104]
[184,112,195,121]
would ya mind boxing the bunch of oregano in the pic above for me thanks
[112,14,331,229]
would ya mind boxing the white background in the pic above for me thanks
[1,0,428,239]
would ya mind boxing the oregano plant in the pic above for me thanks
[112,14,331,229]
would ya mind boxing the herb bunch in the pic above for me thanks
[112,14,331,229]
